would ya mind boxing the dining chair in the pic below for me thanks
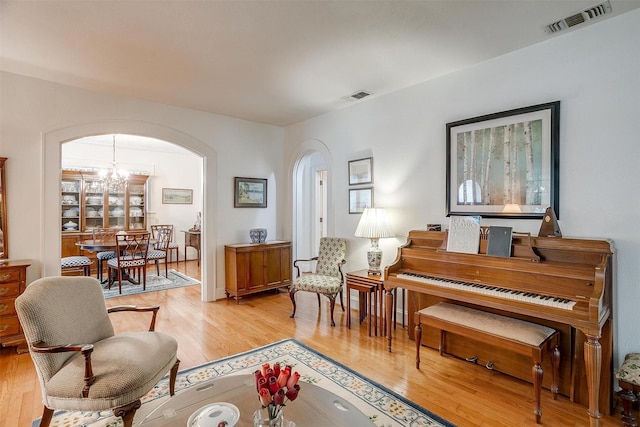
[60,256,92,276]
[15,276,179,427]
[151,224,179,263]
[289,237,347,326]
[107,232,150,294]
[92,228,116,282]
[147,227,171,277]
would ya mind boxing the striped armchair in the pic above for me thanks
[15,276,179,427]
[289,237,347,326]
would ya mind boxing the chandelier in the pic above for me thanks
[99,135,129,191]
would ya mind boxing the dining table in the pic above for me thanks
[76,234,155,285]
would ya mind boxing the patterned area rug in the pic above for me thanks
[102,269,199,299]
[35,339,455,427]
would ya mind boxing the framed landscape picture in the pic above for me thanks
[234,177,267,208]
[446,101,560,219]
[162,188,193,204]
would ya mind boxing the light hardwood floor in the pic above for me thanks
[0,260,634,427]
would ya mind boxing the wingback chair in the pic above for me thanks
[289,237,347,326]
[15,276,180,427]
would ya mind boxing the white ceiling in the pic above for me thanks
[2,0,638,127]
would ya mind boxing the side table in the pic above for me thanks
[345,270,384,336]
[182,230,201,266]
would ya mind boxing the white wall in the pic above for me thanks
[283,10,640,366]
[0,72,284,300]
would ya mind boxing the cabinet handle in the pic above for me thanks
[0,324,8,333]
[0,288,8,296]
[0,304,8,314]
[0,273,11,282]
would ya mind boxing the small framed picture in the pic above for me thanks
[234,177,267,208]
[348,157,373,185]
[162,188,193,204]
[349,187,373,214]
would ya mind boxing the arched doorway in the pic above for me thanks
[290,140,334,261]
[42,120,217,301]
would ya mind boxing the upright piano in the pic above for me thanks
[384,229,614,426]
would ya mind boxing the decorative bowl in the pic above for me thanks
[249,228,267,244]
[187,402,239,427]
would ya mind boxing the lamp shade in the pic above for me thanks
[354,208,394,239]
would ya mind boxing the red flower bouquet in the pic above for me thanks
[254,362,301,420]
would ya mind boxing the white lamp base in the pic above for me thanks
[367,238,382,275]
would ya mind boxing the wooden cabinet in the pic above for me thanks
[225,241,291,303]
[0,260,31,353]
[61,170,148,260]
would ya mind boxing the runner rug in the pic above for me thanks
[102,269,199,299]
[35,338,455,427]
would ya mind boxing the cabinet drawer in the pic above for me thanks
[0,269,22,284]
[0,316,19,337]
[0,298,16,317]
[0,282,19,298]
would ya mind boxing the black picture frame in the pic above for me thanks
[446,101,560,219]
[234,177,267,208]
[349,187,373,214]
[348,157,373,186]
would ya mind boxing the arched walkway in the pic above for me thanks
[42,120,217,301]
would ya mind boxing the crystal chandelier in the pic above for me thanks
[99,135,129,191]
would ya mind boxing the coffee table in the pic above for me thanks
[136,374,374,426]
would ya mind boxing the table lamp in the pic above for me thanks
[354,208,394,275]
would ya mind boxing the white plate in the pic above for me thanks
[187,402,239,427]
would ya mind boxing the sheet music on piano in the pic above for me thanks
[446,215,481,254]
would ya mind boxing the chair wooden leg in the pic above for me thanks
[170,359,180,396]
[113,400,141,427]
[339,289,345,311]
[288,290,297,318]
[39,406,54,427]
[316,293,321,307]
[620,385,638,427]
[329,297,336,327]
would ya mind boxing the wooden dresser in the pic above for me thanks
[0,260,31,353]
[224,241,291,303]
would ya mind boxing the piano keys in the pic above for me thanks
[384,229,614,427]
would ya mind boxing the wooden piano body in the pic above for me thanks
[384,229,614,426]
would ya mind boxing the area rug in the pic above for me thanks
[35,338,455,427]
[102,269,199,299]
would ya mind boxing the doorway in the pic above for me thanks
[43,121,218,301]
[292,142,333,262]
[60,134,204,281]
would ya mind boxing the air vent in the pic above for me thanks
[545,0,612,34]
[350,90,371,100]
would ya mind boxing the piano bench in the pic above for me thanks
[616,353,640,427]
[414,302,560,424]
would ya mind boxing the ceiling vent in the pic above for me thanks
[348,90,372,101]
[545,0,612,34]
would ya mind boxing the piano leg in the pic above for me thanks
[584,334,603,426]
[386,289,395,352]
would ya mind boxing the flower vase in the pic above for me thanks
[253,407,284,427]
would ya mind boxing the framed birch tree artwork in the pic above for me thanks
[446,101,560,219]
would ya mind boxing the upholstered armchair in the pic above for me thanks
[15,276,179,427]
[289,237,347,326]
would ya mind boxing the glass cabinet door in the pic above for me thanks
[128,181,146,230]
[61,176,81,232]
[107,183,126,230]
[84,178,106,231]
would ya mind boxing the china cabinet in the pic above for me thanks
[61,170,148,259]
